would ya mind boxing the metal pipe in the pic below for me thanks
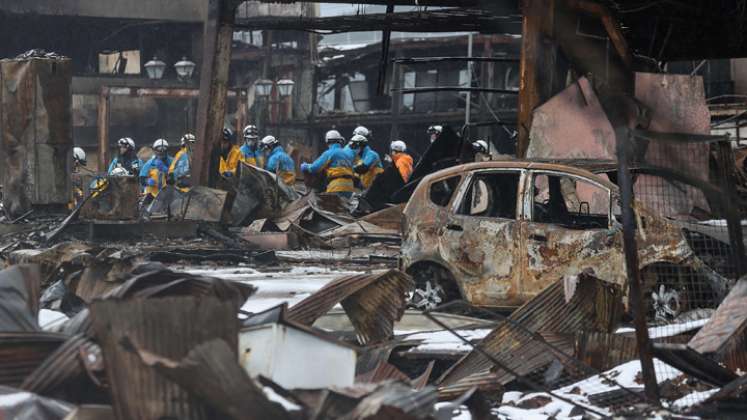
[465,33,473,128]
[391,86,519,94]
[393,56,520,64]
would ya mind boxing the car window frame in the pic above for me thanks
[449,168,527,221]
[525,169,614,229]
[427,174,463,209]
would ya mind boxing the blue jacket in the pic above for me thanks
[358,145,382,169]
[265,145,296,185]
[139,155,174,194]
[240,143,264,167]
[303,143,355,193]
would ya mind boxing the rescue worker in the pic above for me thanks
[108,137,140,176]
[70,147,93,208]
[139,139,173,202]
[301,130,356,197]
[390,140,413,183]
[218,128,241,179]
[260,135,296,186]
[471,139,492,162]
[427,125,443,143]
[349,134,383,190]
[168,133,196,192]
[239,125,264,168]
[353,125,370,140]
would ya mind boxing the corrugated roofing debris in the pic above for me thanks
[689,278,747,371]
[438,272,623,386]
[0,332,67,388]
[132,338,293,420]
[90,295,240,420]
[0,264,41,332]
[652,343,737,387]
[286,270,414,344]
[574,330,638,371]
[20,334,103,402]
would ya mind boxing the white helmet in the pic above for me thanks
[260,135,279,150]
[153,139,168,153]
[110,167,129,177]
[472,140,489,154]
[180,133,196,147]
[118,137,135,150]
[350,134,368,148]
[353,126,370,139]
[427,125,443,134]
[243,125,259,141]
[73,147,87,166]
[390,140,407,153]
[325,130,345,144]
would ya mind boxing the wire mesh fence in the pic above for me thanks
[619,129,746,411]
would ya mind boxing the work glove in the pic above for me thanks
[354,163,368,175]
[222,171,234,178]
[147,178,156,187]
[301,163,310,173]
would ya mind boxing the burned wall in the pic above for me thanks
[0,57,72,216]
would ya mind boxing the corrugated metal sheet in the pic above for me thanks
[437,273,623,386]
[437,371,504,401]
[90,295,239,420]
[689,279,747,357]
[286,270,414,344]
[574,331,638,371]
[0,332,67,388]
[21,334,102,399]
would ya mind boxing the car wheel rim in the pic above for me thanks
[411,280,445,311]
[652,284,682,322]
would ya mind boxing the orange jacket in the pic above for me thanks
[392,152,413,183]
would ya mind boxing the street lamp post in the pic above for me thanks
[254,79,274,134]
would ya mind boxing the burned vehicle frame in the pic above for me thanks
[401,160,738,320]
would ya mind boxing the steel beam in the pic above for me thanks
[194,0,238,186]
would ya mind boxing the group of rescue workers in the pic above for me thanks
[70,123,493,205]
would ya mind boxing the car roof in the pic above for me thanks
[421,159,620,192]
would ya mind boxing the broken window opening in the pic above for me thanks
[531,173,611,230]
[429,176,461,207]
[457,171,520,219]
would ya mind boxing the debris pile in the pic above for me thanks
[0,256,744,420]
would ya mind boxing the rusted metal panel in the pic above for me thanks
[231,163,298,225]
[170,186,229,223]
[131,338,292,420]
[689,279,747,371]
[633,73,711,217]
[359,204,405,231]
[21,334,104,401]
[90,295,240,420]
[574,331,638,371]
[79,177,140,221]
[286,270,414,344]
[527,77,616,161]
[0,332,67,388]
[437,273,622,386]
[0,265,41,332]
[0,57,72,215]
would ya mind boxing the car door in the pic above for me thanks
[438,169,526,307]
[520,170,625,300]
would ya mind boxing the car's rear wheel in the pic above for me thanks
[407,263,461,311]
[640,262,719,323]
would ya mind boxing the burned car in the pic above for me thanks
[401,160,736,319]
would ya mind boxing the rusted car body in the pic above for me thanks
[401,160,731,314]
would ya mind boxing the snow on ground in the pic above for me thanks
[400,329,493,353]
[671,389,719,411]
[493,359,684,419]
[262,387,302,411]
[180,265,362,313]
[615,318,710,338]
[38,309,69,331]
[434,403,472,420]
